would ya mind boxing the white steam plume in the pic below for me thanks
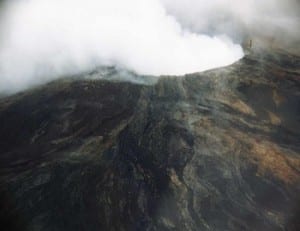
[161,0,300,41]
[0,0,298,93]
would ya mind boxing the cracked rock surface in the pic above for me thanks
[0,48,299,231]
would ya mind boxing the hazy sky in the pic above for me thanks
[0,0,298,93]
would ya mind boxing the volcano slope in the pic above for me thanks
[0,48,299,231]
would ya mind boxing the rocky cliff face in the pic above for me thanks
[0,48,299,231]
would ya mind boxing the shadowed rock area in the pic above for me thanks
[0,48,299,230]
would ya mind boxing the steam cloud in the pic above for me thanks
[0,0,299,93]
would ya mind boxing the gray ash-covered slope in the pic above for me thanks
[0,48,299,231]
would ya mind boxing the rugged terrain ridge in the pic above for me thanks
[0,48,299,231]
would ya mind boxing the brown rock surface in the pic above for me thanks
[0,48,299,230]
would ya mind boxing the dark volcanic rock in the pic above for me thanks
[0,49,299,231]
